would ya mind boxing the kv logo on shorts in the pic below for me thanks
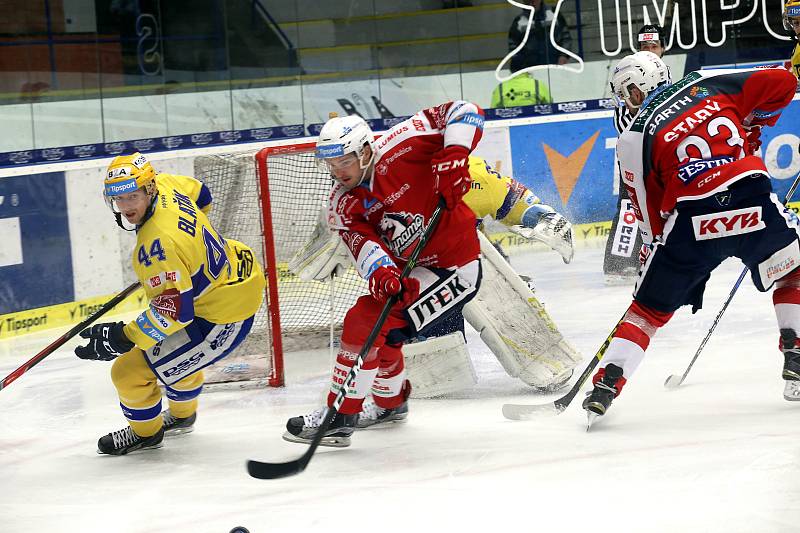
[691,206,765,241]
[407,272,476,332]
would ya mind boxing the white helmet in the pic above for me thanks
[610,51,670,110]
[315,115,375,186]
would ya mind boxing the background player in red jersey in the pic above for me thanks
[583,51,800,427]
[284,102,485,447]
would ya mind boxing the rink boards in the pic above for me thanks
[1,102,799,335]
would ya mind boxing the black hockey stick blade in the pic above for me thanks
[246,456,308,480]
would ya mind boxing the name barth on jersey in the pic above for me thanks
[647,96,693,134]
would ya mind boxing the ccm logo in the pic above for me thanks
[432,158,467,172]
[691,207,765,241]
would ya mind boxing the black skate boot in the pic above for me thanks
[780,329,800,401]
[583,363,625,428]
[283,407,357,448]
[162,410,196,436]
[97,426,164,455]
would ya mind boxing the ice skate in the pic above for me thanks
[357,395,409,429]
[283,407,356,448]
[162,410,196,436]
[97,426,164,455]
[583,364,625,429]
[780,329,800,401]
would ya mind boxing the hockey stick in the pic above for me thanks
[502,312,627,419]
[247,199,446,480]
[664,172,800,389]
[0,281,142,392]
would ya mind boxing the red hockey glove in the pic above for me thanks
[369,266,420,306]
[744,126,762,156]
[638,243,653,266]
[431,145,472,210]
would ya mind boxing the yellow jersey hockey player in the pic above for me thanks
[464,156,573,263]
[75,153,265,455]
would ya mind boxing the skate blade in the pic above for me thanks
[282,431,351,448]
[586,412,601,431]
[165,426,195,437]
[96,441,164,456]
[356,417,408,430]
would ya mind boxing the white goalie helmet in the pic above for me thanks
[315,115,375,186]
[610,51,670,110]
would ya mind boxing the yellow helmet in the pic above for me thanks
[104,152,157,199]
[785,0,800,33]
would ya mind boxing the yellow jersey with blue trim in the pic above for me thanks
[122,173,265,350]
[464,156,544,226]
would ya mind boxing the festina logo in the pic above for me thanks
[408,272,476,331]
[691,206,765,240]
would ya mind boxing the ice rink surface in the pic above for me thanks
[2,244,799,533]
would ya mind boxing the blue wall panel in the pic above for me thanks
[0,172,73,314]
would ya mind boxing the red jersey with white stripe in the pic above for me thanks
[616,67,796,243]
[327,101,484,279]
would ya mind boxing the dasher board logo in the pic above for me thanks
[407,272,476,333]
[691,206,765,240]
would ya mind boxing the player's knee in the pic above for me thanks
[775,266,800,295]
[342,295,382,342]
[378,343,403,371]
[616,301,674,350]
[111,349,155,391]
[171,370,204,392]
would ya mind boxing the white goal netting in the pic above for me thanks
[194,144,367,386]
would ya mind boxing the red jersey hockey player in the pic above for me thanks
[584,51,800,427]
[284,102,485,447]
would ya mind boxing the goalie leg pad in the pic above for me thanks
[403,333,477,398]
[466,232,583,389]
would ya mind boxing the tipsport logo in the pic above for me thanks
[316,144,345,158]
[105,178,138,196]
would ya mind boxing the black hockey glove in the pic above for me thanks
[75,322,135,361]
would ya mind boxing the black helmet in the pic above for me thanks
[637,24,666,47]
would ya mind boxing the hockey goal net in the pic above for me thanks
[195,142,367,387]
